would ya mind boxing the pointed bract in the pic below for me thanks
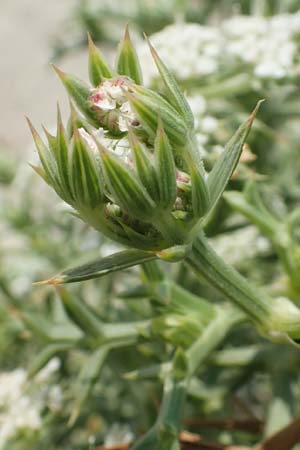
[207,100,264,213]
[125,85,187,147]
[71,129,104,208]
[98,142,156,220]
[56,105,73,202]
[116,25,143,85]
[155,119,177,209]
[145,34,194,128]
[128,128,159,200]
[53,65,98,126]
[26,118,61,194]
[88,32,112,86]
[190,163,210,218]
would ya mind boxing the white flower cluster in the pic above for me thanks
[0,359,62,449]
[187,94,220,158]
[138,13,300,83]
[223,14,300,79]
[89,78,137,132]
[139,23,222,84]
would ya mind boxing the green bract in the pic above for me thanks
[29,28,258,253]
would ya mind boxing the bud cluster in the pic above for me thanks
[29,26,257,253]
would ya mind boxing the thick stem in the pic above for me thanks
[186,232,300,341]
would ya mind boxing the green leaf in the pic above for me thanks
[71,129,103,208]
[21,310,83,343]
[116,25,143,84]
[26,118,61,193]
[34,249,157,285]
[88,32,112,86]
[155,120,177,209]
[125,85,187,147]
[146,35,193,128]
[190,163,210,218]
[207,100,263,213]
[69,346,109,426]
[53,66,98,126]
[27,342,73,379]
[42,126,57,156]
[223,189,278,238]
[128,129,159,200]
[99,142,156,220]
[67,100,90,138]
[56,105,73,203]
[57,288,104,339]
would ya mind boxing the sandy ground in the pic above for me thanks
[0,0,89,156]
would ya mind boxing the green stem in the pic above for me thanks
[102,320,149,347]
[186,233,300,341]
[187,305,244,374]
[132,369,186,450]
[156,376,187,432]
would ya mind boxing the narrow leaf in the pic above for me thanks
[145,35,193,128]
[224,190,278,237]
[53,65,98,126]
[42,126,57,155]
[207,100,264,213]
[56,287,104,339]
[26,118,61,191]
[21,310,83,343]
[69,346,109,426]
[28,342,72,379]
[56,105,73,202]
[34,249,157,285]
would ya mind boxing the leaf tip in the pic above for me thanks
[87,31,97,54]
[33,275,66,287]
[51,64,67,82]
[248,99,265,126]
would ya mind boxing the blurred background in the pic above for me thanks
[1,1,300,449]
[0,0,85,155]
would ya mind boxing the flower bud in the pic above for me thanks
[88,77,138,137]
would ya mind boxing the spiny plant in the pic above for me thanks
[27,26,300,449]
